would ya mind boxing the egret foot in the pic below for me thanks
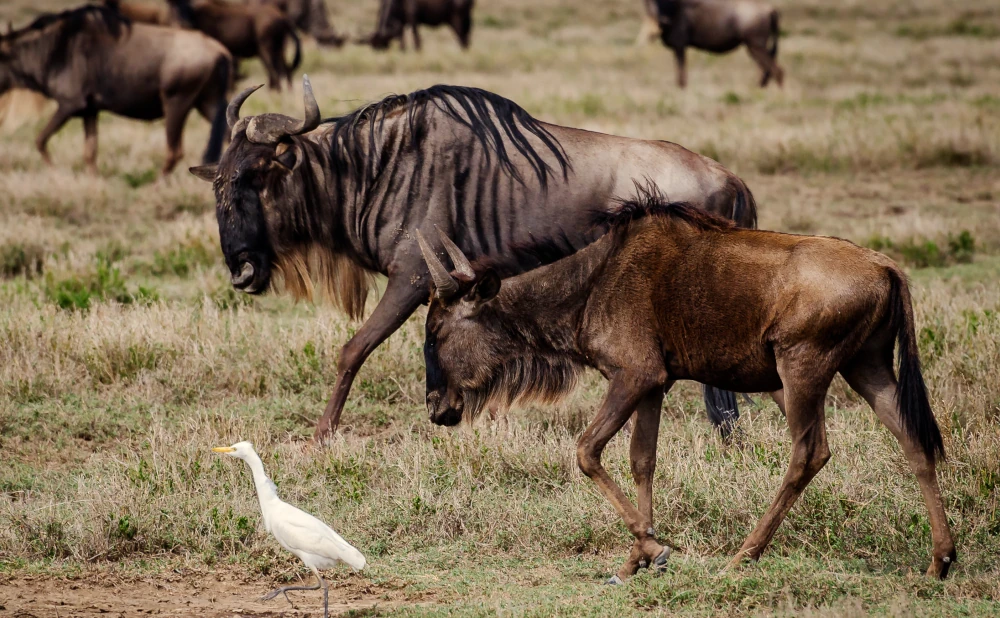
[261,578,321,605]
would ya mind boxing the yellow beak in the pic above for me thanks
[212,446,236,453]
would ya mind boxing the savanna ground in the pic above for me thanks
[1,0,999,615]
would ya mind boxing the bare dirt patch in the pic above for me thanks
[0,569,411,617]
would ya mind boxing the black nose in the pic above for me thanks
[427,392,462,426]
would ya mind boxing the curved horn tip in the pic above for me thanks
[434,225,475,279]
[416,230,459,298]
[226,84,265,130]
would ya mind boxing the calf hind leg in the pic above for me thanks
[729,368,832,567]
[841,361,956,578]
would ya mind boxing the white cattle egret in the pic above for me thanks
[213,441,366,617]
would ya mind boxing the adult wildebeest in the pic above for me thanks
[416,188,955,583]
[0,5,231,174]
[247,0,345,47]
[188,77,757,440]
[166,0,301,91]
[360,0,473,51]
[655,0,783,88]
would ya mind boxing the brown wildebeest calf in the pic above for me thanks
[247,0,345,47]
[417,189,955,583]
[166,0,301,90]
[655,0,784,88]
[0,5,231,174]
[360,0,473,51]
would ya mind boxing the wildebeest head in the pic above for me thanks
[418,229,581,427]
[190,75,321,295]
[417,229,504,426]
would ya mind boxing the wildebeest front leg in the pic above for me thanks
[617,384,671,581]
[673,46,687,88]
[577,374,669,583]
[82,113,99,175]
[36,103,80,166]
[313,276,427,441]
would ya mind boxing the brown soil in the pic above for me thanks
[0,568,413,617]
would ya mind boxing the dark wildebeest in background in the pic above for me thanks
[247,0,345,47]
[655,0,783,88]
[101,0,180,25]
[417,189,955,584]
[360,0,474,51]
[0,5,231,174]
[189,76,757,440]
[166,0,301,91]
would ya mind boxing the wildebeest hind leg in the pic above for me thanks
[162,96,195,175]
[577,376,669,583]
[314,278,426,440]
[728,366,831,568]
[747,45,780,88]
[36,103,79,166]
[841,362,956,578]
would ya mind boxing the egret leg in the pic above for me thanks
[261,574,321,605]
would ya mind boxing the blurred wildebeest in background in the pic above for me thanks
[164,0,301,90]
[636,0,661,45]
[655,0,783,88]
[189,77,756,440]
[359,0,474,51]
[417,188,954,583]
[101,0,194,26]
[248,0,345,47]
[0,5,231,174]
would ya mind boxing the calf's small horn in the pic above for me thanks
[417,230,459,298]
[246,75,322,145]
[435,227,475,280]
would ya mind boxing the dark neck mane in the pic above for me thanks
[323,85,570,191]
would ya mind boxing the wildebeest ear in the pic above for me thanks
[188,165,217,182]
[468,270,501,304]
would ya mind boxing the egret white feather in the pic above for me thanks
[213,441,365,617]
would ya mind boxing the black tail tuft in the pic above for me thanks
[730,176,758,229]
[703,385,738,439]
[889,269,945,463]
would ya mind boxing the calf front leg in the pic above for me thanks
[577,373,669,583]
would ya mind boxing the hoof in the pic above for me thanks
[652,546,671,571]
[605,575,625,586]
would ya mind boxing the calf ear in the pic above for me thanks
[468,270,501,304]
[188,165,217,182]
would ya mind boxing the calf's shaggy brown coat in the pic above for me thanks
[419,189,955,583]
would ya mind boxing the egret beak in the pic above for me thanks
[212,446,236,453]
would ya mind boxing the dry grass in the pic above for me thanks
[1,0,999,615]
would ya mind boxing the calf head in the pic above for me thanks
[418,229,505,426]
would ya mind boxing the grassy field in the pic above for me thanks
[1,0,999,615]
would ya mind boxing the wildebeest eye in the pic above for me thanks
[274,143,297,171]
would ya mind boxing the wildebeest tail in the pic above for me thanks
[888,268,945,463]
[730,176,758,229]
[202,55,232,163]
[703,385,738,438]
[287,25,303,74]
[768,10,780,59]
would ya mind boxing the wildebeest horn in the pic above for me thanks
[416,230,459,298]
[245,75,322,145]
[435,228,475,280]
[227,84,264,131]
